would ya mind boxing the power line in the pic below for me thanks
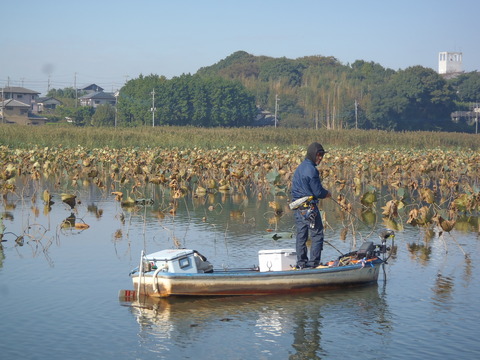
[0,72,128,94]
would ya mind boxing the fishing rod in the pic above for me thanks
[289,194,391,255]
[329,195,378,240]
[330,195,367,226]
[333,194,397,263]
[323,240,346,256]
[289,193,376,239]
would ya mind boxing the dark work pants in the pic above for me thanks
[294,207,324,267]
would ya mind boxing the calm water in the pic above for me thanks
[1,181,479,359]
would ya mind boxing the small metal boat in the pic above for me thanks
[127,230,395,298]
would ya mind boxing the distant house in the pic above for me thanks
[254,107,276,126]
[36,96,63,113]
[79,91,116,108]
[0,99,47,125]
[451,105,480,125]
[1,86,40,109]
[81,84,104,94]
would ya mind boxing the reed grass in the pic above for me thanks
[0,124,478,151]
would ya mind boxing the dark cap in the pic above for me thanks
[316,144,327,154]
[306,142,328,162]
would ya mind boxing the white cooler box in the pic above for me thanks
[145,249,197,273]
[258,248,296,272]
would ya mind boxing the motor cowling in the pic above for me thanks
[356,241,375,259]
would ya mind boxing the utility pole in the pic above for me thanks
[355,99,358,129]
[274,94,279,128]
[1,87,4,123]
[114,91,119,128]
[74,72,78,108]
[475,103,479,134]
[151,88,156,127]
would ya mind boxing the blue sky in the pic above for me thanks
[1,0,478,95]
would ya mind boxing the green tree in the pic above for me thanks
[368,66,455,130]
[117,74,256,127]
[117,74,167,126]
[91,104,116,126]
[259,58,305,87]
[197,50,262,79]
[57,105,94,126]
[455,72,480,102]
[349,60,395,83]
[47,87,81,99]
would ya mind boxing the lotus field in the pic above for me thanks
[1,127,479,251]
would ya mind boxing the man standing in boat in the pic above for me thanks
[291,142,331,269]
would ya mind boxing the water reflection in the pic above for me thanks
[462,257,473,285]
[2,174,480,358]
[407,242,432,264]
[290,304,323,360]
[0,246,4,269]
[454,215,480,233]
[431,274,455,311]
[121,285,392,358]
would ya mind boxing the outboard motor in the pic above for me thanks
[356,241,375,259]
[335,229,395,266]
[376,229,395,262]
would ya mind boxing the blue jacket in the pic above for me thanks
[291,159,329,201]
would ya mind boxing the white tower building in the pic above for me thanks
[438,52,463,74]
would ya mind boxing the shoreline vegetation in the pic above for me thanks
[0,125,478,150]
[1,125,479,237]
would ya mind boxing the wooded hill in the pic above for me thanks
[195,51,479,132]
[48,51,480,132]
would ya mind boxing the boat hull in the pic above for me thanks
[131,260,382,297]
